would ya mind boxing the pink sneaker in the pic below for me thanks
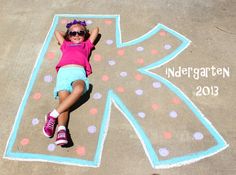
[43,113,57,138]
[55,129,68,146]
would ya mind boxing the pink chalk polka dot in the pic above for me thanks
[135,74,143,81]
[60,19,68,24]
[46,52,55,59]
[94,54,102,62]
[20,138,29,146]
[76,146,86,156]
[151,49,159,55]
[163,131,172,139]
[33,92,42,100]
[172,97,181,105]
[102,75,109,81]
[89,108,98,115]
[104,20,113,25]
[117,49,125,56]
[159,31,167,36]
[136,58,144,65]
[116,86,125,93]
[152,103,160,111]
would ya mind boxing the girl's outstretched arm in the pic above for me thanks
[89,27,99,44]
[54,31,65,45]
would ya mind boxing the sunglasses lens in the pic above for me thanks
[78,31,86,36]
[70,31,76,36]
[69,31,86,36]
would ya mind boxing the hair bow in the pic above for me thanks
[66,19,87,28]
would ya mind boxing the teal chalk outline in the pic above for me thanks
[4,14,228,169]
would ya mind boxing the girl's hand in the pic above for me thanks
[89,27,99,44]
[54,30,65,45]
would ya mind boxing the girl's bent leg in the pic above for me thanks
[55,91,70,146]
[58,91,70,127]
[56,80,85,114]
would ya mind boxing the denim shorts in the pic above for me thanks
[54,67,89,99]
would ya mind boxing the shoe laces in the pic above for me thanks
[58,131,66,138]
[46,117,55,129]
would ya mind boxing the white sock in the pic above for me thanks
[58,125,66,131]
[50,109,59,118]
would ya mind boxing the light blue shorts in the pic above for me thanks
[54,67,89,99]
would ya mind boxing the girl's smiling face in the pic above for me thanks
[68,24,86,44]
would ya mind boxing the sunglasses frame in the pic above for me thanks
[68,30,86,37]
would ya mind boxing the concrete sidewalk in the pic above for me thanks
[0,0,236,174]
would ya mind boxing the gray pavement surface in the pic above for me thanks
[0,0,236,175]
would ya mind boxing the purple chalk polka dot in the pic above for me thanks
[120,71,128,77]
[138,112,146,118]
[164,44,172,50]
[86,20,93,25]
[193,132,204,140]
[93,92,102,100]
[48,143,56,152]
[169,111,178,118]
[153,82,161,88]
[135,89,143,96]
[88,125,96,134]
[32,118,39,126]
[108,60,116,66]
[106,39,113,45]
[159,148,169,157]
[44,75,53,83]
[136,46,144,52]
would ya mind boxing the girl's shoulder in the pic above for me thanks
[83,39,95,48]
[62,40,72,45]
[60,40,72,51]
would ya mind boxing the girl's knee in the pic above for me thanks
[72,84,84,96]
[58,91,70,103]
